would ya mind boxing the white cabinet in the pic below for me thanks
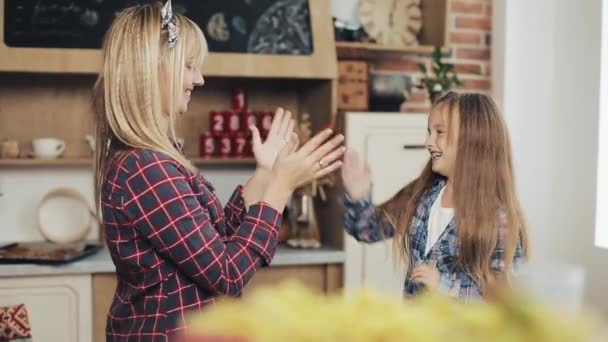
[0,275,92,342]
[344,112,429,296]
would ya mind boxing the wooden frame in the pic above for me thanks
[0,0,337,79]
[335,0,448,60]
[0,75,335,166]
[336,42,450,60]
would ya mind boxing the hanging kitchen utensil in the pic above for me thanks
[286,187,321,249]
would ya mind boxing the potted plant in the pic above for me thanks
[416,47,463,103]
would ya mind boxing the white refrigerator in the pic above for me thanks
[344,112,429,296]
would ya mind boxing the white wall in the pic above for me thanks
[596,0,608,250]
[493,0,608,312]
[0,167,253,243]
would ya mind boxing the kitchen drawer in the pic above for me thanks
[0,275,92,342]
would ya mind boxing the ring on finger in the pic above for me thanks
[318,160,326,168]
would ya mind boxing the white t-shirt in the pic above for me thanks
[425,186,455,255]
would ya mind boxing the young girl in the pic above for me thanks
[342,92,528,301]
[93,2,344,340]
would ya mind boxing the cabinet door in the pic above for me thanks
[0,275,92,342]
[344,113,428,296]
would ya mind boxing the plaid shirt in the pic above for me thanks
[344,177,523,302]
[101,148,282,341]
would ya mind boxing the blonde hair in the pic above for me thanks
[92,2,207,213]
[378,92,529,296]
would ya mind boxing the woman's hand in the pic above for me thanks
[341,149,372,200]
[272,129,346,191]
[250,107,294,172]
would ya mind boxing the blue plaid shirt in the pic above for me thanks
[344,177,523,301]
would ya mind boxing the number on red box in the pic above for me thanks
[227,111,241,134]
[233,132,248,158]
[210,111,225,136]
[199,133,216,157]
[219,134,232,157]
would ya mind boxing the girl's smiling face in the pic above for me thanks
[425,104,459,178]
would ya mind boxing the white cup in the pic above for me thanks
[32,138,66,159]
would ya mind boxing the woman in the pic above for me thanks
[92,2,345,340]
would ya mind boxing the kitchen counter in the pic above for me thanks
[0,246,345,278]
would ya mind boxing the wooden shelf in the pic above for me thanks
[190,157,256,166]
[0,157,256,167]
[335,41,449,60]
[0,158,92,167]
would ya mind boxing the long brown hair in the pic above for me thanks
[379,92,529,295]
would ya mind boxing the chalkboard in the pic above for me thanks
[3,0,313,55]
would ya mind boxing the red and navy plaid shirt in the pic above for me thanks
[101,148,282,341]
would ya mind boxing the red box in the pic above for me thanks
[231,88,246,112]
[246,136,254,157]
[199,133,216,157]
[210,111,225,136]
[243,111,258,134]
[259,111,273,137]
[226,111,242,135]
[232,132,249,158]
[218,133,232,158]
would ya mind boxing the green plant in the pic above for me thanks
[416,46,463,102]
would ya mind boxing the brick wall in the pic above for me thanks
[374,0,492,113]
